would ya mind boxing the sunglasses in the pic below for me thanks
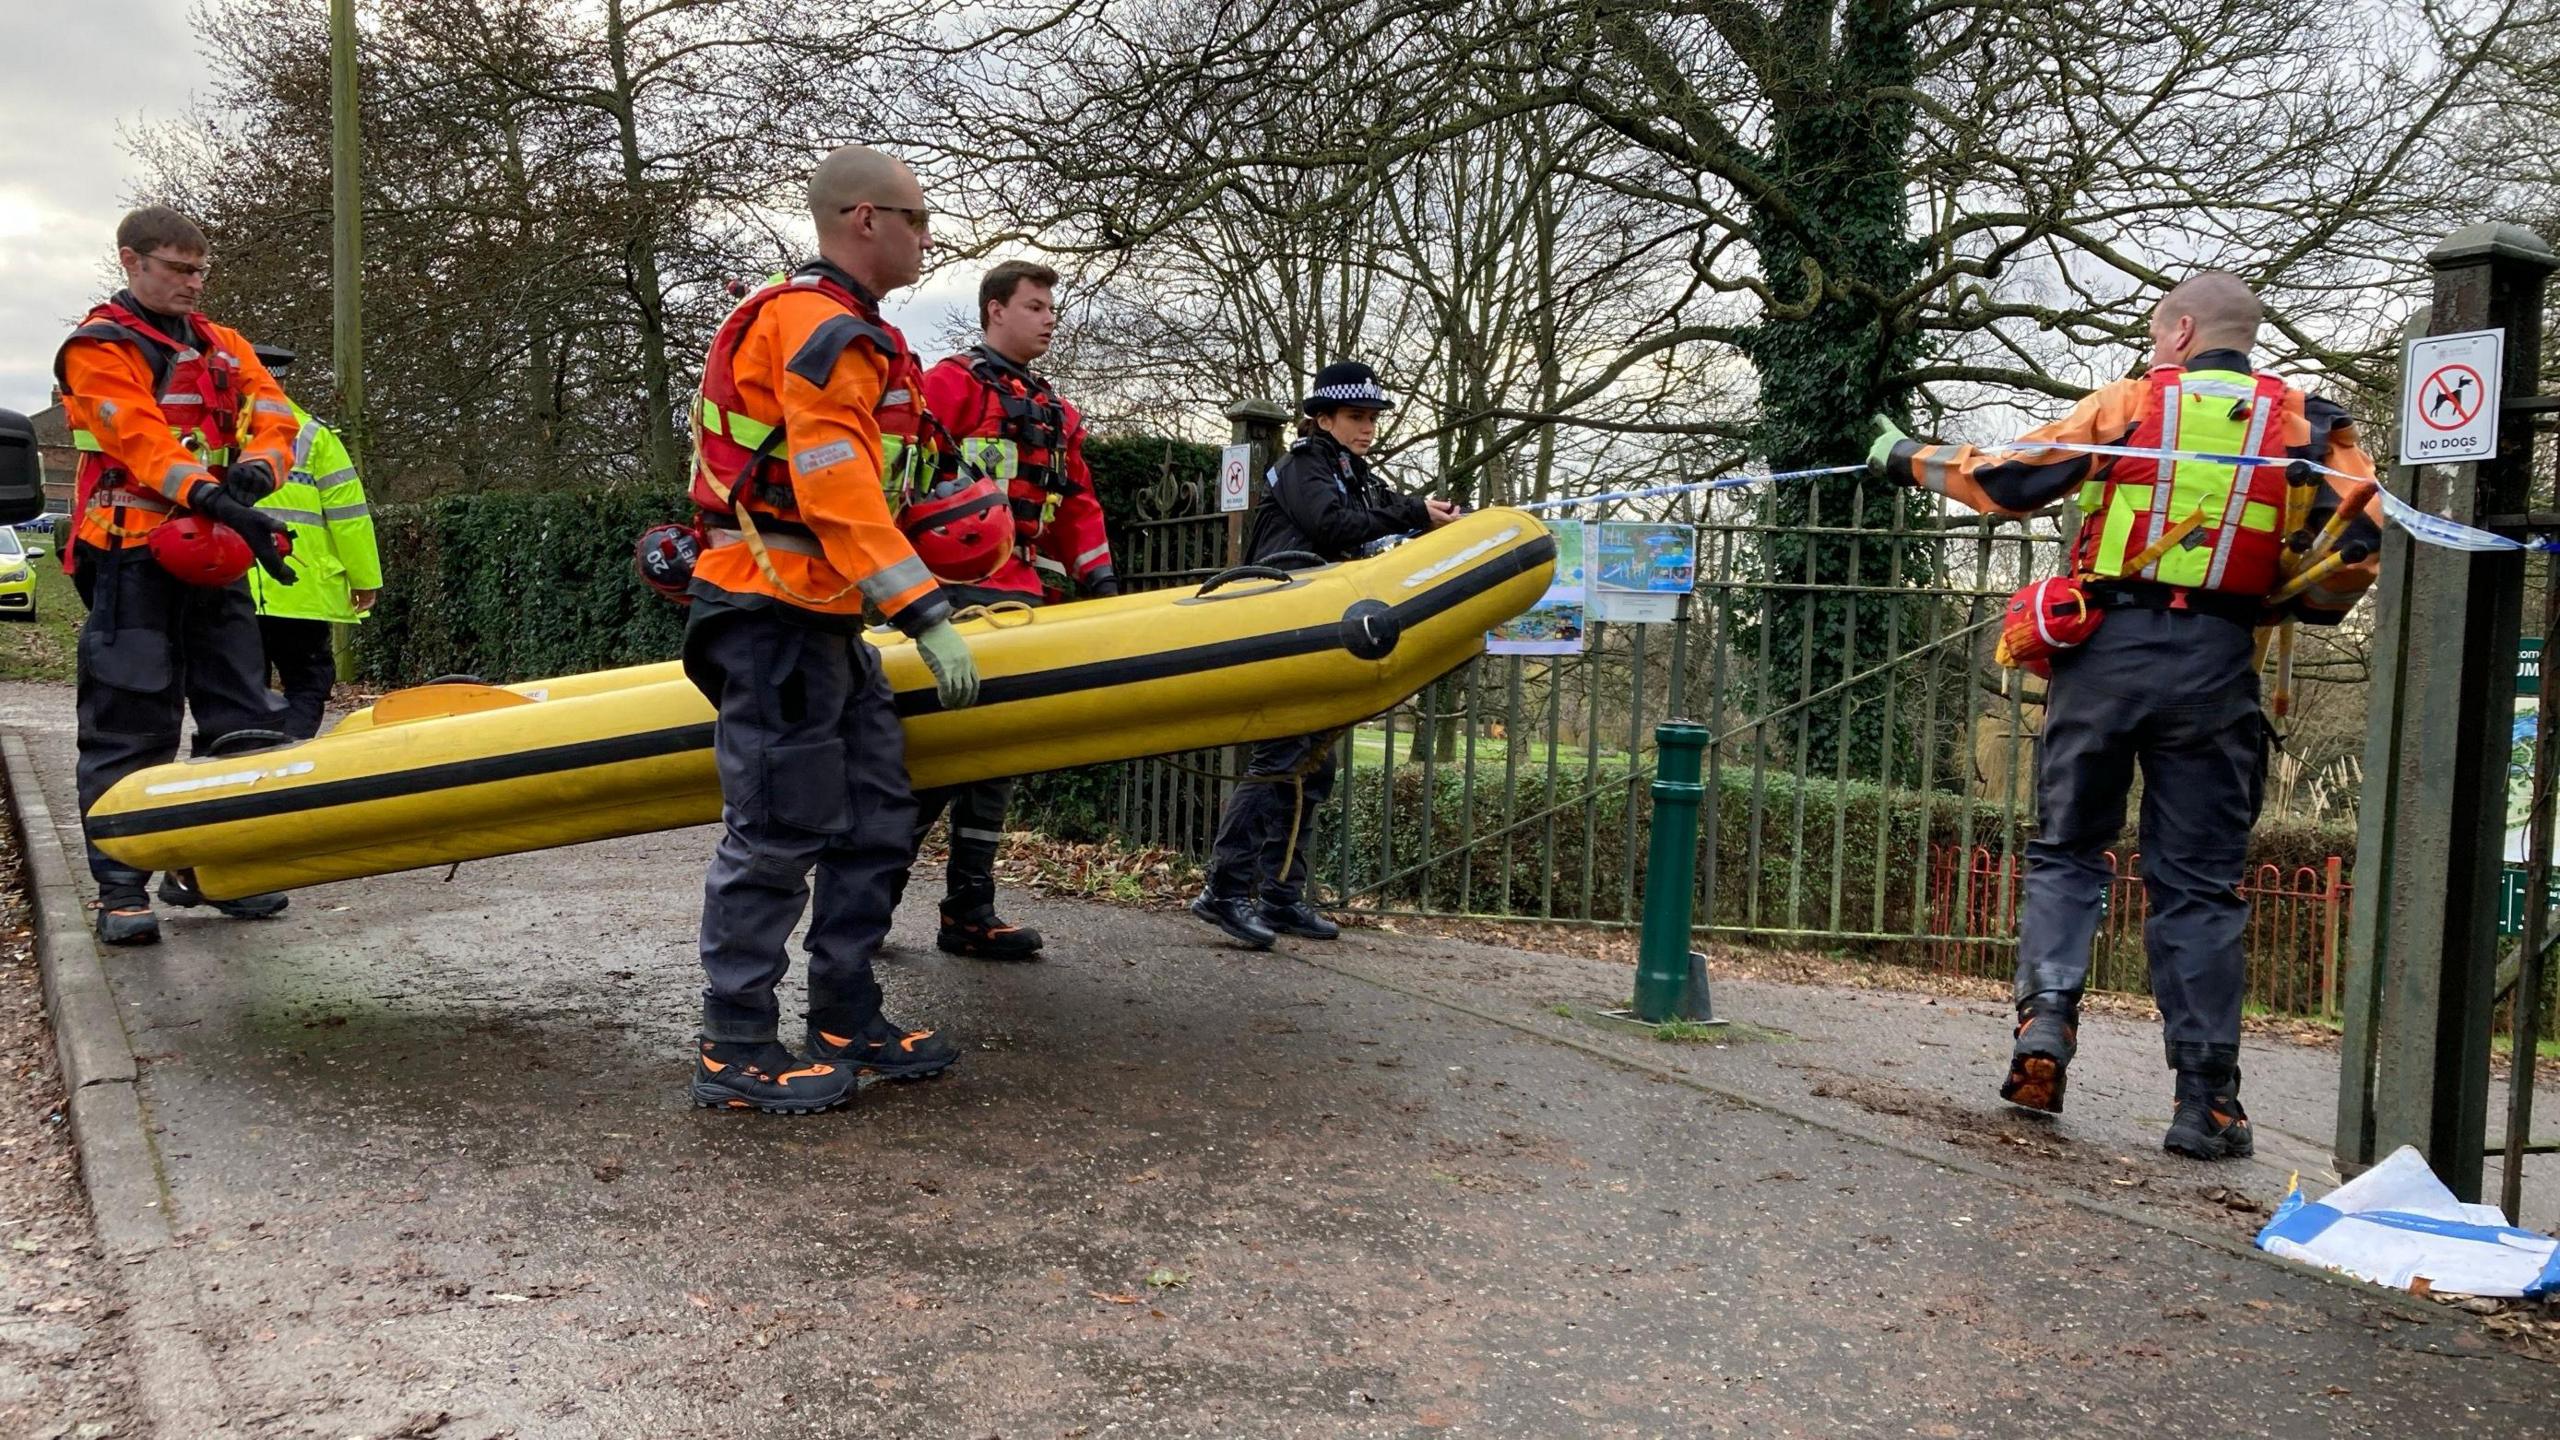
[840,203,930,229]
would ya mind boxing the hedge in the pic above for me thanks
[1319,753,2355,930]
[354,435,1218,686]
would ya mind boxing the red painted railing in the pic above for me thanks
[1920,846,2349,1018]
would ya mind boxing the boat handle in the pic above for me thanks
[1195,564,1297,596]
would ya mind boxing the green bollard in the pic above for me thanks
[1632,720,1712,1023]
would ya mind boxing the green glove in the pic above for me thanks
[914,619,980,710]
[1865,415,1912,476]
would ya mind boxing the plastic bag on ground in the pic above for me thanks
[2256,1145,2560,1298]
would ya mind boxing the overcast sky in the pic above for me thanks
[0,0,973,421]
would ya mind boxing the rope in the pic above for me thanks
[1149,726,1348,895]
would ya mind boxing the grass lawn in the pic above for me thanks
[1346,724,1623,770]
[0,560,81,685]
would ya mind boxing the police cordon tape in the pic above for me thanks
[1515,443,2549,556]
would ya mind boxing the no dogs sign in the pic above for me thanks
[2400,328,2504,467]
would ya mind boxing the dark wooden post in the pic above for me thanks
[2336,223,2555,1199]
[1223,399,1291,569]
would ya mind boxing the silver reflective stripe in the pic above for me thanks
[158,392,204,406]
[2178,377,2255,399]
[293,421,319,467]
[2201,394,2276,590]
[705,526,823,558]
[2143,385,2181,580]
[312,467,358,488]
[955,827,1006,845]
[1916,449,1955,497]
[793,439,856,473]
[1075,543,1111,568]
[858,555,933,605]
[322,502,371,521]
[253,399,294,417]
[262,508,324,525]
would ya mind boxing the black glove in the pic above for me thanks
[187,481,296,585]
[1086,570,1120,598]
[221,458,280,504]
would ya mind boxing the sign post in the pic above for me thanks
[2399,328,2505,467]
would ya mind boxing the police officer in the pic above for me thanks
[906,261,1117,961]
[57,206,299,945]
[243,346,382,741]
[1867,271,2381,1159]
[1191,361,1459,948]
[681,146,979,1114]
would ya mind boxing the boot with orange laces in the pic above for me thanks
[689,1039,858,1114]
[1999,991,2078,1113]
[806,1009,961,1082]
[2162,1054,2254,1160]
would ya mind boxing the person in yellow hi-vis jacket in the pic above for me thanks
[245,347,381,740]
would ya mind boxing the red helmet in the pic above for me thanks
[634,522,700,605]
[899,475,1010,583]
[147,515,263,587]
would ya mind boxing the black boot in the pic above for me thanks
[689,1039,858,1115]
[93,883,159,947]
[937,894,1044,960]
[1999,991,2078,1114]
[1258,898,1339,940]
[1189,892,1275,950]
[157,870,289,920]
[2163,1063,2253,1160]
[805,1012,961,1082]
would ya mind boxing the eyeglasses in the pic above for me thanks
[143,252,214,279]
[841,203,930,230]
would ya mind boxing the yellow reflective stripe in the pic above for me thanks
[72,430,104,453]
[695,395,777,450]
[2240,501,2278,533]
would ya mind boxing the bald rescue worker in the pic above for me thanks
[1868,271,2381,1160]
[57,206,299,945]
[682,146,976,1114]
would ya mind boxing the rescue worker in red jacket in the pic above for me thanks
[57,206,300,946]
[1867,271,2381,1160]
[681,145,978,1115]
[901,260,1117,960]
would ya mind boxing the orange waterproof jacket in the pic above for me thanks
[55,295,297,568]
[1879,352,2383,622]
[689,263,948,633]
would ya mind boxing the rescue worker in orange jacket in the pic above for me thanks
[681,145,977,1115]
[58,206,299,946]
[1867,271,2381,1160]
[898,260,1117,960]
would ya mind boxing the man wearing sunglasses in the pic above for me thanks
[55,205,299,947]
[680,145,979,1115]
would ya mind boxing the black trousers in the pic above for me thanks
[71,544,284,890]
[1204,732,1339,906]
[258,615,337,741]
[911,777,1017,913]
[2019,606,2272,1073]
[684,600,914,1042]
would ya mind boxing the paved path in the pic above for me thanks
[2,688,2551,1437]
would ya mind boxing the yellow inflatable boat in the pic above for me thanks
[87,508,1555,899]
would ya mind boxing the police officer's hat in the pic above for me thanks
[1304,361,1395,416]
[252,344,297,371]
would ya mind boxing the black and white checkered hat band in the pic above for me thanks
[1310,380,1392,407]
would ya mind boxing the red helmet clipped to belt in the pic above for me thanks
[899,474,1010,584]
[634,522,700,605]
[147,515,270,587]
[1995,575,2104,678]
